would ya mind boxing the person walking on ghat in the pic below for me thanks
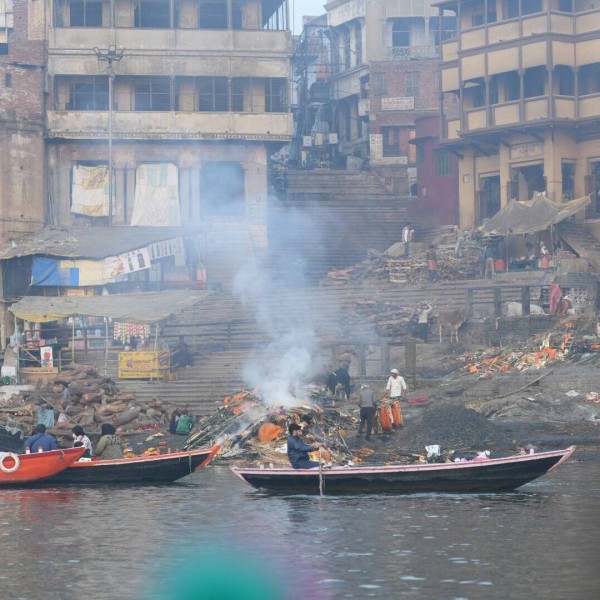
[356,383,377,441]
[426,245,439,282]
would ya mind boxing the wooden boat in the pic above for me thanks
[229,446,576,495]
[0,447,86,485]
[46,445,220,485]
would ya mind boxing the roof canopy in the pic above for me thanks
[8,290,212,324]
[480,193,591,236]
[0,226,205,261]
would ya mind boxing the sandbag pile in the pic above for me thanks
[0,363,178,439]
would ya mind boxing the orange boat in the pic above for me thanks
[0,447,86,486]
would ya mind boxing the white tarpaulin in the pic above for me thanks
[71,165,110,217]
[9,290,212,323]
[131,163,181,227]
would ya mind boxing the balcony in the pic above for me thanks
[46,111,293,141]
[492,101,519,126]
[466,108,487,131]
[440,40,458,63]
[579,93,600,119]
[48,27,291,55]
[576,9,600,34]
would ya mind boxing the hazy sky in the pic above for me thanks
[291,0,326,33]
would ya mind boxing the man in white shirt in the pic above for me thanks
[402,223,413,258]
[386,368,406,401]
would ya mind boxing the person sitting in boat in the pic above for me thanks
[287,423,326,469]
[72,425,93,458]
[169,408,181,434]
[93,423,124,460]
[25,424,58,452]
[175,409,194,435]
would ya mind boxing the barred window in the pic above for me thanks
[60,76,109,110]
[133,77,170,111]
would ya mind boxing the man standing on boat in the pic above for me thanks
[287,424,326,469]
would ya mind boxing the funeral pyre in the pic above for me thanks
[180,389,517,466]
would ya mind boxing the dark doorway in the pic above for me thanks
[200,161,245,216]
[517,164,545,198]
[481,175,500,220]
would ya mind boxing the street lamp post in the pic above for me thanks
[94,45,124,226]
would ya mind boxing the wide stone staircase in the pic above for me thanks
[558,221,600,272]
[270,169,415,283]
[67,271,545,415]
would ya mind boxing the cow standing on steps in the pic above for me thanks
[437,309,467,343]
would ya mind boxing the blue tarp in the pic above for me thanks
[32,257,79,286]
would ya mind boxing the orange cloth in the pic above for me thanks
[258,423,284,442]
[379,405,394,432]
[391,401,403,427]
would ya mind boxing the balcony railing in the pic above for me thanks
[387,45,439,61]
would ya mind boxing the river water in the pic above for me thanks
[1,457,598,600]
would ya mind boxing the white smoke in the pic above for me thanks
[233,258,321,407]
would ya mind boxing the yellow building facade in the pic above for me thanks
[437,0,600,227]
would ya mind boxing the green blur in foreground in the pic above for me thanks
[147,550,288,600]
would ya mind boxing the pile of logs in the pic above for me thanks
[340,299,418,340]
[320,244,482,286]
[0,363,178,439]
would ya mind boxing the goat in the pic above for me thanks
[437,309,467,343]
[504,301,546,317]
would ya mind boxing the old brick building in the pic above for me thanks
[0,0,46,242]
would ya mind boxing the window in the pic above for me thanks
[355,24,362,66]
[343,30,351,70]
[197,77,229,111]
[265,79,287,112]
[134,1,170,28]
[5,73,11,87]
[134,77,170,111]
[431,16,457,44]
[70,1,103,27]
[392,18,411,47]
[372,73,387,96]
[521,0,542,16]
[416,144,424,165]
[200,2,227,28]
[524,66,545,98]
[382,127,401,157]
[436,151,452,176]
[405,71,420,97]
[231,78,287,112]
[505,0,519,19]
[62,76,109,110]
[505,72,520,101]
[558,0,573,12]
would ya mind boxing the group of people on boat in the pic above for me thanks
[24,423,124,460]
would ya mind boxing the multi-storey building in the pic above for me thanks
[325,0,454,196]
[0,0,46,242]
[45,0,292,267]
[437,0,600,227]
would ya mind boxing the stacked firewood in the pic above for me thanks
[340,300,418,339]
[0,363,177,438]
[320,244,482,286]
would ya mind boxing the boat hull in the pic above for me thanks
[0,447,86,485]
[230,447,576,495]
[46,445,220,485]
